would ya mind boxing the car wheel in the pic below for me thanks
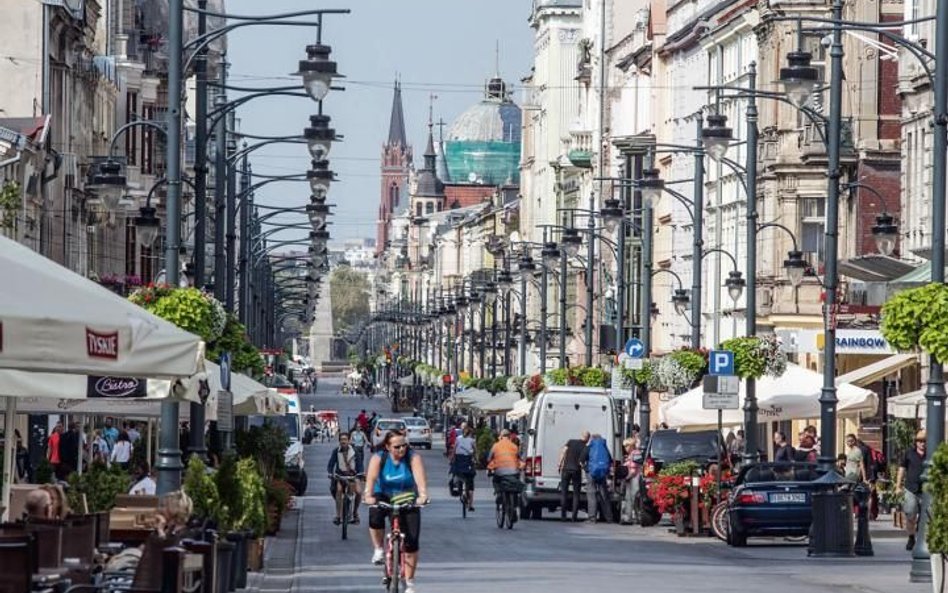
[727,517,747,547]
[636,494,661,527]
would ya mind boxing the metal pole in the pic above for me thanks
[616,183,627,350]
[818,0,843,475]
[639,203,653,441]
[157,0,184,496]
[691,114,705,349]
[187,0,209,462]
[504,290,512,375]
[238,162,251,325]
[585,200,595,366]
[213,63,227,303]
[225,111,238,312]
[540,259,548,374]
[743,62,760,465]
[491,297,498,376]
[912,0,948,578]
[559,249,568,369]
[519,274,528,375]
[479,297,486,377]
[468,306,475,374]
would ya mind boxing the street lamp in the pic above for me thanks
[304,114,336,161]
[541,242,560,267]
[518,254,537,280]
[872,213,898,257]
[779,50,820,109]
[725,270,746,303]
[496,270,514,293]
[784,250,807,288]
[87,161,127,211]
[295,43,342,102]
[701,113,733,162]
[308,159,334,197]
[134,206,161,247]
[672,289,690,316]
[638,168,665,207]
[600,198,624,233]
[307,203,330,228]
[560,228,582,258]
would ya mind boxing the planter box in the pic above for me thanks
[247,538,264,572]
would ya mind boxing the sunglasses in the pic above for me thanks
[917,439,927,443]
[392,443,408,450]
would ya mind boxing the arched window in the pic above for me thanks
[390,184,399,207]
[415,202,423,217]
[425,201,434,215]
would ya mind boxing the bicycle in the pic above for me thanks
[453,474,473,518]
[493,476,519,530]
[371,501,425,592]
[331,473,364,540]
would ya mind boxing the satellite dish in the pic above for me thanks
[468,172,478,183]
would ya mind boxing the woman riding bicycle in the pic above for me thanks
[364,430,428,593]
[451,424,477,512]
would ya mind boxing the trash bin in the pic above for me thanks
[808,471,854,557]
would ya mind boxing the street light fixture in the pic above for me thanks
[134,206,161,247]
[638,168,665,207]
[308,159,334,195]
[701,113,733,162]
[304,114,336,160]
[672,289,690,316]
[87,161,127,211]
[518,254,537,280]
[307,203,330,228]
[600,198,624,233]
[496,270,514,293]
[784,250,807,287]
[561,229,583,258]
[295,43,342,102]
[725,270,746,303]
[541,242,560,267]
[872,213,898,257]
[779,50,820,109]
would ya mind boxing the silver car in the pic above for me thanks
[402,417,433,449]
[373,419,408,450]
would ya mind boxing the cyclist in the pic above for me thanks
[451,424,477,512]
[364,430,428,593]
[487,429,523,497]
[327,432,364,525]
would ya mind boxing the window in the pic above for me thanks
[800,197,826,268]
[125,91,138,164]
[425,201,434,215]
[142,104,155,174]
[415,202,423,217]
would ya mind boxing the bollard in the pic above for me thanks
[854,482,874,556]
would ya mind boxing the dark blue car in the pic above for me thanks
[727,462,821,547]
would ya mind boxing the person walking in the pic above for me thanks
[844,433,867,483]
[898,430,926,551]
[773,431,794,463]
[111,431,133,470]
[619,437,641,524]
[557,431,589,522]
[581,434,613,523]
[47,422,63,479]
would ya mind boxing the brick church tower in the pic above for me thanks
[377,82,413,255]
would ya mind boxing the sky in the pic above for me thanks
[226,0,535,247]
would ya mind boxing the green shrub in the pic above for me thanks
[475,426,496,469]
[927,443,948,553]
[66,462,131,513]
[35,459,54,484]
[183,456,221,524]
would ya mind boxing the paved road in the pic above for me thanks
[254,377,928,593]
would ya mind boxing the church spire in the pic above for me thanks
[424,94,437,172]
[387,78,407,147]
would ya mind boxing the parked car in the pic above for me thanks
[372,418,408,451]
[636,428,726,526]
[727,462,821,547]
[251,393,307,495]
[402,417,433,449]
[521,386,621,520]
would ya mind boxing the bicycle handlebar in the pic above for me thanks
[369,500,429,512]
[330,473,365,480]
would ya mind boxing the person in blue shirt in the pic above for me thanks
[327,432,365,525]
[364,430,428,593]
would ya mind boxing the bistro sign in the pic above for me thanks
[87,376,148,398]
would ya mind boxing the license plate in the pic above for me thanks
[769,492,806,504]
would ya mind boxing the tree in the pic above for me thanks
[330,266,371,332]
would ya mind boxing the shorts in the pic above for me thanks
[903,490,921,519]
[454,472,475,491]
[369,497,421,553]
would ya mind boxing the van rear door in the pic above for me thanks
[534,394,614,491]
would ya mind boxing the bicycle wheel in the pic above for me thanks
[495,494,505,529]
[710,501,729,542]
[341,495,350,541]
[505,492,516,530]
[390,537,401,592]
[461,485,468,519]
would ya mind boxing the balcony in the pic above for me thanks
[799,117,855,163]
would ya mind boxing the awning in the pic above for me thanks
[888,389,925,419]
[506,397,533,421]
[837,255,915,282]
[836,353,918,387]
[890,261,936,285]
[660,364,877,430]
[474,392,522,413]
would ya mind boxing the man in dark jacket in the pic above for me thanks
[327,432,364,525]
[60,422,81,475]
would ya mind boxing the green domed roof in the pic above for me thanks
[445,77,521,185]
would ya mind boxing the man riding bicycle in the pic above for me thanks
[451,424,477,512]
[487,429,523,496]
[364,430,428,593]
[328,432,364,525]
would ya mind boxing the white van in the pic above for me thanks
[521,386,621,519]
[254,393,307,495]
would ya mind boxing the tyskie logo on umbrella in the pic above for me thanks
[86,328,119,360]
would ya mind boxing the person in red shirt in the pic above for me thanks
[48,422,63,479]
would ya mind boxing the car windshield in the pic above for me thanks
[264,374,294,389]
[251,415,300,440]
[402,418,427,427]
[377,421,405,431]
[648,431,719,461]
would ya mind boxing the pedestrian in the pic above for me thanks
[804,424,820,456]
[728,429,745,464]
[60,421,81,476]
[111,431,133,470]
[581,433,613,523]
[48,421,63,479]
[350,425,367,468]
[127,422,141,444]
[92,429,110,465]
[794,434,818,463]
[357,409,370,432]
[772,431,794,463]
[619,437,641,524]
[14,430,31,483]
[557,431,589,522]
[844,433,867,483]
[897,430,926,551]
[103,417,119,449]
[129,463,157,495]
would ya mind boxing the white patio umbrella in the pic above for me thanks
[506,397,533,421]
[660,364,878,430]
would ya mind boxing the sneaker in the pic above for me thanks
[371,548,384,565]
[907,535,916,551]
[405,580,417,593]
[468,506,475,512]
[351,516,360,525]
[333,517,341,526]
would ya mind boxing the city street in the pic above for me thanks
[248,378,928,593]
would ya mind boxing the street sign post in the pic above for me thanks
[624,338,645,358]
[709,350,735,376]
[703,373,739,502]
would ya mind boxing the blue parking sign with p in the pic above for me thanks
[709,350,735,376]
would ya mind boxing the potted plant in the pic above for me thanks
[183,457,221,527]
[927,442,948,592]
[719,335,787,380]
[646,460,699,535]
[66,461,131,514]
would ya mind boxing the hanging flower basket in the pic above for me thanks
[881,283,948,363]
[718,335,787,380]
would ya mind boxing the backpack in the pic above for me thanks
[870,448,886,476]
[587,438,611,481]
